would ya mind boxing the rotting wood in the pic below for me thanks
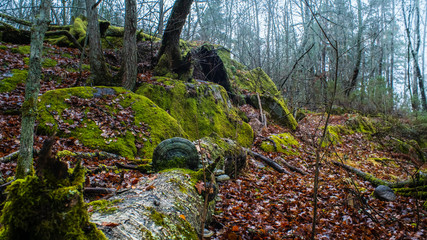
[244,148,291,174]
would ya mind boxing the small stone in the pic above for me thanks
[374,185,396,201]
[203,229,214,238]
[216,174,230,182]
[214,169,225,176]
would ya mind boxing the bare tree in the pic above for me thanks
[85,0,112,86]
[121,0,137,90]
[16,0,51,179]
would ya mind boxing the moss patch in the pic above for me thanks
[0,167,106,240]
[37,87,187,158]
[136,79,253,147]
[346,115,376,134]
[261,133,300,155]
[0,69,27,92]
[146,207,198,239]
[88,199,122,214]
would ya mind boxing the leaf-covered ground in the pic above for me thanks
[0,43,426,239]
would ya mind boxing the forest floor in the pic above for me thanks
[0,43,426,239]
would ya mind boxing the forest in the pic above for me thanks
[0,0,426,239]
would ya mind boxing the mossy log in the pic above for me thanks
[90,170,205,239]
[332,161,427,201]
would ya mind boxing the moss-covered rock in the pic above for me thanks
[0,167,106,240]
[346,115,376,134]
[260,133,300,155]
[47,17,88,47]
[246,94,297,130]
[136,79,254,147]
[320,125,353,147]
[0,69,27,92]
[37,87,187,158]
[196,135,247,178]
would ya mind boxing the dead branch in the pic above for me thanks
[244,148,291,174]
[275,157,308,175]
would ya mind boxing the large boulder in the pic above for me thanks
[37,87,187,158]
[136,79,254,147]
[192,44,297,130]
[245,94,297,130]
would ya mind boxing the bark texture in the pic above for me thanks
[85,0,112,86]
[90,170,203,239]
[16,0,51,179]
[121,0,137,90]
[156,0,193,75]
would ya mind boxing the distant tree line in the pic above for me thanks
[1,0,426,114]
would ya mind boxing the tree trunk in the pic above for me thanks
[16,0,51,179]
[157,0,165,36]
[155,0,194,75]
[345,0,363,96]
[85,0,112,86]
[121,0,137,90]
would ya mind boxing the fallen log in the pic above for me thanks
[90,169,205,239]
[332,160,426,188]
[88,137,246,239]
[244,148,291,174]
[274,156,308,175]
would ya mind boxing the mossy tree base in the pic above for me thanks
[0,167,106,239]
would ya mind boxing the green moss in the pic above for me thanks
[56,150,77,158]
[88,199,121,214]
[0,45,8,50]
[0,167,106,240]
[136,80,253,147]
[37,87,187,158]
[101,36,123,49]
[346,115,375,134]
[47,17,87,47]
[146,207,198,239]
[160,168,204,186]
[11,45,31,55]
[0,69,28,92]
[260,133,300,155]
[42,58,58,67]
[321,125,342,147]
[23,57,58,68]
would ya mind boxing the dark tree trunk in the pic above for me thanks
[121,0,137,90]
[345,0,363,97]
[85,0,112,86]
[16,0,51,179]
[155,0,193,75]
